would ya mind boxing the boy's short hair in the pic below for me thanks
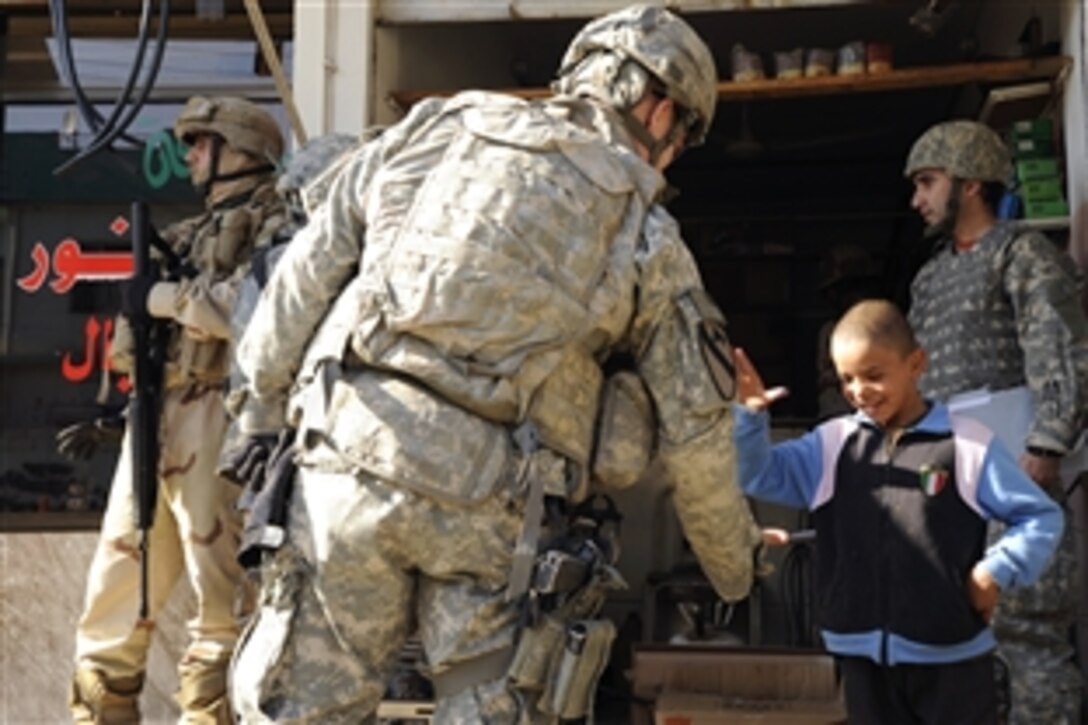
[832,299,918,357]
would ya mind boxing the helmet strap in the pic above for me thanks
[210,164,277,185]
[200,135,274,197]
[194,135,225,199]
[621,106,685,168]
[924,176,962,239]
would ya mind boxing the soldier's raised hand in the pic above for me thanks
[733,347,789,411]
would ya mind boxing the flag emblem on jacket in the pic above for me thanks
[919,465,949,496]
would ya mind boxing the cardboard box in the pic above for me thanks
[1012,136,1054,158]
[1011,118,1053,141]
[654,692,846,725]
[1019,178,1064,202]
[632,647,846,725]
[1023,198,1069,218]
[1017,157,1059,181]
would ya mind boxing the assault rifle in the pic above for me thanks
[128,202,172,620]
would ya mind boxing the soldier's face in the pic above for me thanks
[645,96,685,171]
[185,134,215,187]
[910,168,954,229]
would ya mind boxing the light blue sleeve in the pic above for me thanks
[732,403,824,509]
[975,438,1064,590]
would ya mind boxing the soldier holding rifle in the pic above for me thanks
[68,96,286,724]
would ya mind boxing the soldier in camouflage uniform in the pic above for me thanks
[217,132,361,480]
[70,96,287,724]
[906,120,1088,725]
[227,5,763,722]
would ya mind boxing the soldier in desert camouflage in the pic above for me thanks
[906,119,1088,725]
[226,4,763,722]
[69,96,287,724]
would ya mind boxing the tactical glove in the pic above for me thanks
[56,416,125,461]
[220,433,277,489]
[237,429,298,571]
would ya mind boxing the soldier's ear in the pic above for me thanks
[960,178,983,200]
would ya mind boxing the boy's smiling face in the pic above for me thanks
[831,335,927,430]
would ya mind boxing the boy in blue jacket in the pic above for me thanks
[734,299,1062,724]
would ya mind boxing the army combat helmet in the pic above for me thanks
[904,120,1012,183]
[175,96,284,162]
[556,4,718,160]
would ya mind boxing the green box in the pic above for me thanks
[1023,198,1069,219]
[1017,157,1060,181]
[1012,137,1055,159]
[1011,118,1053,140]
[1019,178,1064,202]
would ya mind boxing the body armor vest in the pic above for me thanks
[303,93,661,491]
[910,223,1024,400]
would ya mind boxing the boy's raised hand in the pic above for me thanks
[734,347,789,411]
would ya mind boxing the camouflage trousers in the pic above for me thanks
[991,508,1082,725]
[73,384,246,722]
[230,465,545,723]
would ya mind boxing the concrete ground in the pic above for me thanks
[1,530,191,723]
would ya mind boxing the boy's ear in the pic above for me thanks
[910,346,928,376]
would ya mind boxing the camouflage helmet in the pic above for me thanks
[904,120,1012,183]
[557,5,718,146]
[275,133,359,198]
[174,96,284,163]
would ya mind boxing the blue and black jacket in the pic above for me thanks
[735,401,1063,666]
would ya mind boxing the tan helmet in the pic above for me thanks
[904,120,1012,183]
[557,4,717,146]
[174,96,284,163]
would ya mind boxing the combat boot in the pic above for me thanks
[176,652,233,725]
[69,667,142,724]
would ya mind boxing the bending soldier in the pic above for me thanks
[906,120,1088,724]
[69,96,287,724]
[228,5,763,722]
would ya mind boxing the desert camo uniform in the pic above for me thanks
[70,96,287,724]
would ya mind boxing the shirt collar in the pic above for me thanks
[850,400,951,435]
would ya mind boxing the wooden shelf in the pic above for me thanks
[1010,216,1070,232]
[389,56,1071,111]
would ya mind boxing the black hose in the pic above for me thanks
[49,0,106,133]
[66,0,170,167]
[76,0,154,146]
[53,0,171,175]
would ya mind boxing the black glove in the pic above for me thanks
[220,433,277,489]
[237,429,298,571]
[56,416,125,461]
[120,275,157,319]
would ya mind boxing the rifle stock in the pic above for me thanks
[129,201,166,620]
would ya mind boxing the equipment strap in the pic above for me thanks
[507,422,544,601]
[430,646,514,700]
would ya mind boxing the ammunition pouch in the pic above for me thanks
[506,497,626,718]
[507,616,616,720]
[302,367,513,506]
[542,619,616,720]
